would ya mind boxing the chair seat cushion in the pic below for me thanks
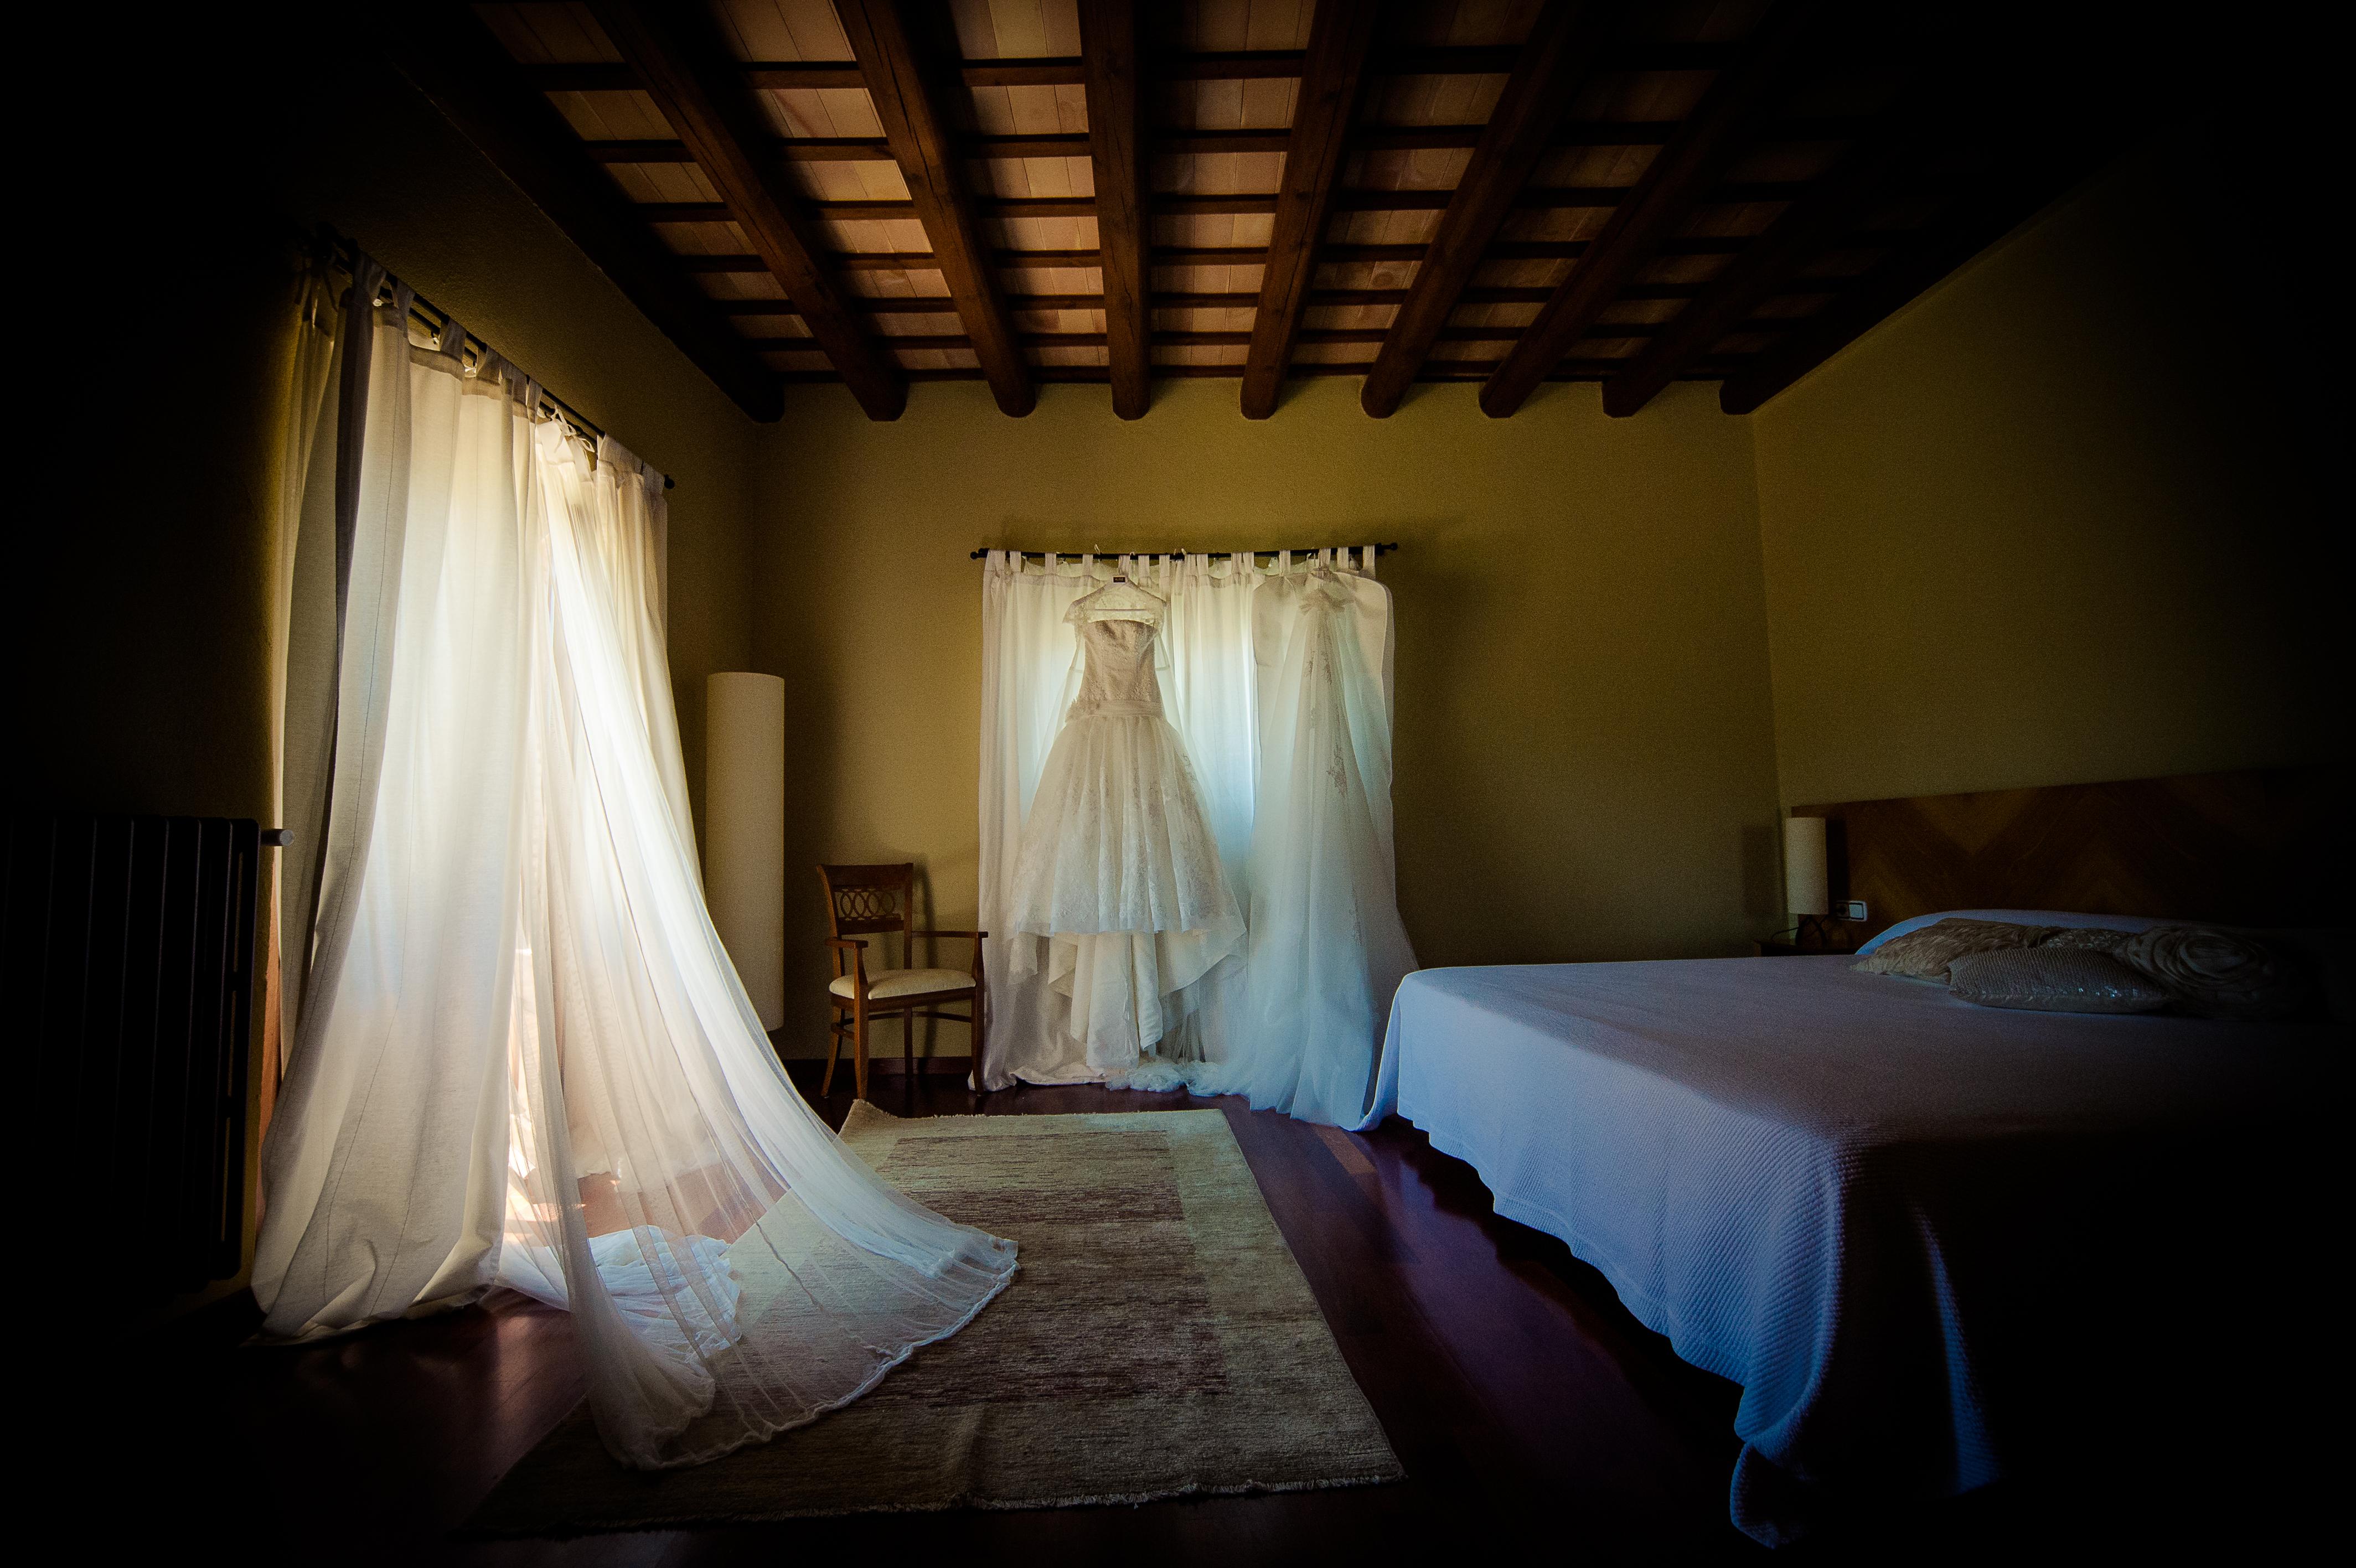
[830,967,975,1001]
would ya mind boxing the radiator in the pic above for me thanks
[3,815,259,1298]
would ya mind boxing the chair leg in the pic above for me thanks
[905,1008,916,1079]
[972,997,988,1095]
[822,1015,841,1096]
[854,1007,870,1102]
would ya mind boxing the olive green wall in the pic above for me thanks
[1750,136,2345,809]
[751,378,1785,1055]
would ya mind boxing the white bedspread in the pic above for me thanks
[1357,956,2331,1543]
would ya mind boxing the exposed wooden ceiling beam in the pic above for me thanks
[835,0,1033,416]
[587,0,902,419]
[1241,0,1381,418]
[523,42,1741,94]
[1602,99,1929,417]
[1079,0,1150,418]
[390,9,781,421]
[1362,0,1626,418]
[1481,0,1827,417]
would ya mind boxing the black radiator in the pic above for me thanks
[3,816,259,1298]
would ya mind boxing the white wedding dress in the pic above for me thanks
[1006,600,1243,1065]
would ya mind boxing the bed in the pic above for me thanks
[1356,769,2348,1545]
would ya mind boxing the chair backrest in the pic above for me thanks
[818,864,916,960]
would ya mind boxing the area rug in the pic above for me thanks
[467,1105,1402,1533]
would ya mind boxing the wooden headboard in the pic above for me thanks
[1794,765,2348,945]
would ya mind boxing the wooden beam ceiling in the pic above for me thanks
[394,7,780,422]
[1078,0,1149,419]
[1601,96,1930,417]
[1241,0,1382,420]
[670,236,1842,273]
[574,116,1871,165]
[1480,0,1827,417]
[726,284,1848,318]
[587,0,903,420]
[457,2,2127,422]
[520,42,1744,94]
[624,183,1813,225]
[836,0,1034,417]
[1717,140,2114,416]
[1361,0,1628,417]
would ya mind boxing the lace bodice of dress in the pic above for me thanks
[1067,618,1165,720]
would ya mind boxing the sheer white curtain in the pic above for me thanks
[975,547,1415,1122]
[261,249,341,1091]
[1240,562,1418,1125]
[256,261,1015,1469]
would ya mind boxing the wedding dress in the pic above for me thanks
[1006,584,1243,1065]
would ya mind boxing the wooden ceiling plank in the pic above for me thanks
[836,0,1035,417]
[1480,0,1826,418]
[1079,0,1150,418]
[392,7,781,421]
[1241,0,1382,419]
[1602,96,1929,418]
[587,1,903,419]
[1362,0,1628,418]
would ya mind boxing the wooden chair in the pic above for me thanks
[818,863,986,1100]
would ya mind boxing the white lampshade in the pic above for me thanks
[707,672,787,1030]
[1783,815,1829,918]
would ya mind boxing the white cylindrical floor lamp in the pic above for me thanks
[707,672,786,1031]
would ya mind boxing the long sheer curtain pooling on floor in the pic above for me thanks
[256,262,1015,1469]
[976,548,1415,1125]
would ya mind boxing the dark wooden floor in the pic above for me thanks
[78,1067,2286,1564]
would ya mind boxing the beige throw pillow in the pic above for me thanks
[1946,948,2174,1014]
[1853,918,2061,981]
[2038,926,2138,956]
[2115,926,2312,1021]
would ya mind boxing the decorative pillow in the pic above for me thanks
[1856,909,2164,957]
[1946,948,2174,1014]
[2037,925,2138,956]
[2114,926,2312,1021]
[1852,918,2060,981]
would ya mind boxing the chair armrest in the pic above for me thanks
[823,937,868,995]
[909,929,988,940]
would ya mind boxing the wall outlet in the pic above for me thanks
[1840,899,1868,922]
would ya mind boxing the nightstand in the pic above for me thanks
[1753,939,1858,958]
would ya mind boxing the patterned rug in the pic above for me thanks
[467,1104,1402,1533]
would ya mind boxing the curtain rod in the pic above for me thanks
[970,543,1399,562]
[307,224,674,492]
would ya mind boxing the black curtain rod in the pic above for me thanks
[971,543,1400,562]
[307,225,675,491]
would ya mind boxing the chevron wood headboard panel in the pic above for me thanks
[1796,766,2348,944]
